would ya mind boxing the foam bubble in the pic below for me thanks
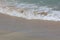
[0,3,60,21]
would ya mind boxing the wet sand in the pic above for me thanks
[0,14,60,40]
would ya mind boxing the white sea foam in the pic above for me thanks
[0,3,60,21]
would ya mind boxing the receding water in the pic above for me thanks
[0,0,60,21]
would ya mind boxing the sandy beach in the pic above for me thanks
[0,13,60,40]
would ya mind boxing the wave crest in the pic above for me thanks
[0,3,60,21]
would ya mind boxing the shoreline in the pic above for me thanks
[0,13,60,40]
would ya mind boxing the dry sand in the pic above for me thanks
[0,14,60,40]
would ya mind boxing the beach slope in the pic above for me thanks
[0,14,60,40]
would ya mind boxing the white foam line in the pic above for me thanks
[0,3,60,21]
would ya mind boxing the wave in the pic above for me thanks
[0,3,60,21]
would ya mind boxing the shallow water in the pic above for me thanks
[0,0,60,21]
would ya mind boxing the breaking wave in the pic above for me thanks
[0,3,60,21]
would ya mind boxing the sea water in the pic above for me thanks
[0,0,60,21]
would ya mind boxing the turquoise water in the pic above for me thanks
[1,0,60,9]
[1,0,60,6]
[7,0,60,6]
[1,0,60,10]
